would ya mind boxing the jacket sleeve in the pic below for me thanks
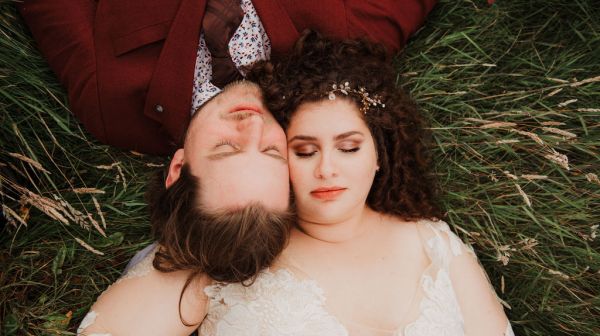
[17,0,106,142]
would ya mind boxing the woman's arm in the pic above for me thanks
[449,245,513,335]
[78,263,210,336]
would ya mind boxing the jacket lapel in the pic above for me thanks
[144,0,207,146]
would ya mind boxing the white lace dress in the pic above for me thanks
[198,220,515,336]
[78,220,515,336]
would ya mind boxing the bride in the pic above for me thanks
[78,32,514,336]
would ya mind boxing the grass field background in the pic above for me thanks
[1,0,599,335]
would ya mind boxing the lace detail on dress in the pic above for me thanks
[423,220,474,270]
[77,311,112,336]
[505,323,515,336]
[199,269,348,336]
[402,270,464,336]
[115,245,158,284]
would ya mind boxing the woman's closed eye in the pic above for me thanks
[292,144,361,158]
[292,144,317,158]
[338,140,361,153]
[339,147,360,153]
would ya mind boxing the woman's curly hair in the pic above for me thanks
[248,30,442,221]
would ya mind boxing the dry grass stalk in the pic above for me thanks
[14,184,103,232]
[513,130,544,145]
[503,171,518,180]
[19,190,70,225]
[95,162,121,170]
[56,197,86,224]
[8,152,50,174]
[74,238,104,256]
[541,127,577,139]
[2,204,28,227]
[87,213,106,237]
[480,122,517,129]
[558,99,578,107]
[521,174,548,180]
[540,121,565,126]
[548,269,570,280]
[462,117,487,124]
[519,238,539,250]
[496,244,515,266]
[96,162,127,189]
[585,173,599,185]
[92,196,107,229]
[546,77,569,84]
[581,225,599,241]
[577,108,600,112]
[496,139,520,144]
[72,188,106,194]
[546,88,563,97]
[515,184,532,207]
[569,75,600,87]
[544,149,570,171]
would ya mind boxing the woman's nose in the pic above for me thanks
[315,151,338,179]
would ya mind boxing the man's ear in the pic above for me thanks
[165,149,185,188]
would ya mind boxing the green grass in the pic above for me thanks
[1,0,599,335]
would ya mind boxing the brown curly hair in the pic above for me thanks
[248,31,442,221]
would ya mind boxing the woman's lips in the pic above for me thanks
[310,187,347,201]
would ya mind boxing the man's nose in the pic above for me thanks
[237,114,265,148]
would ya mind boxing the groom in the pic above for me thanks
[144,79,293,283]
[17,0,437,155]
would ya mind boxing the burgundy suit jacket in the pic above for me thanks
[18,0,436,155]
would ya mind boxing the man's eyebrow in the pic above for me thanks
[264,152,288,164]
[207,150,287,163]
[207,151,243,161]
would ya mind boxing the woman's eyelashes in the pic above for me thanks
[340,147,360,153]
[292,142,361,158]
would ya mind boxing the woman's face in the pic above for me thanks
[287,98,379,224]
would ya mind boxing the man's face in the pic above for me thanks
[167,81,289,212]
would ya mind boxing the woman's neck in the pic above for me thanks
[295,206,381,243]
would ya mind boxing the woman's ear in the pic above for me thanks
[165,149,185,188]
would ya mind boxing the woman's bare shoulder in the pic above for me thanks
[78,257,211,336]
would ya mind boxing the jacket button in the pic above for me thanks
[155,104,164,113]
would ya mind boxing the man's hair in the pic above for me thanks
[146,164,293,283]
[248,30,442,221]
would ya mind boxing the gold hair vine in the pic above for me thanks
[327,82,385,114]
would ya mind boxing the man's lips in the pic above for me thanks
[310,187,347,200]
[230,104,263,115]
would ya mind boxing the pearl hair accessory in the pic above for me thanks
[327,82,385,114]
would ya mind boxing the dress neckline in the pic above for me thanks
[268,224,441,335]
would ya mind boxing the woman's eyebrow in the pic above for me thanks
[288,131,364,143]
[287,135,316,143]
[334,131,363,140]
